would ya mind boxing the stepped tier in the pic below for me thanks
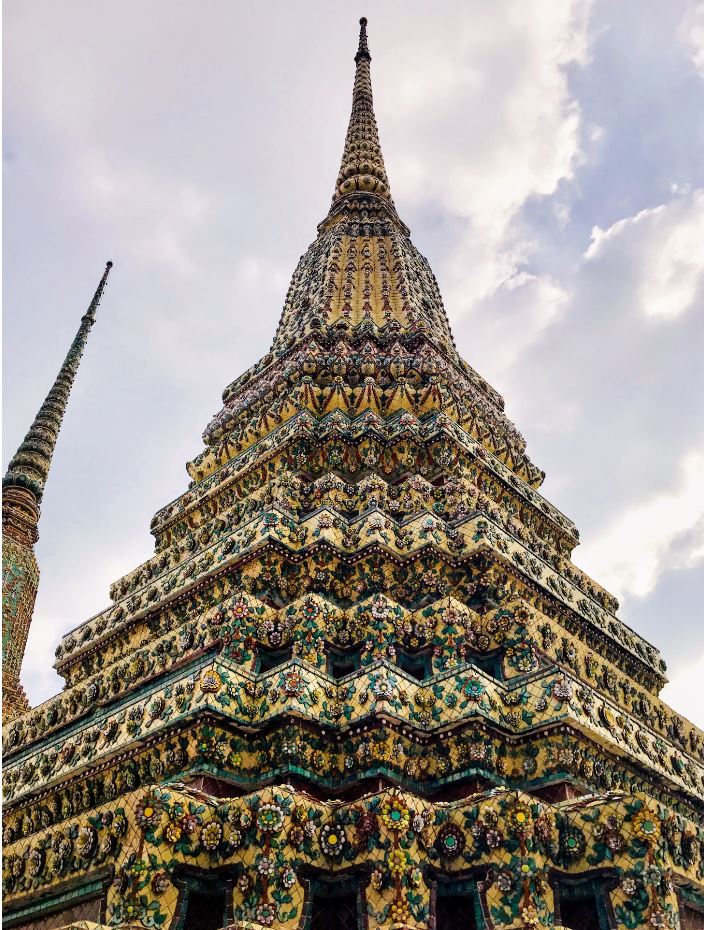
[5,639,704,817]
[3,781,703,929]
[194,305,543,489]
[53,414,661,692]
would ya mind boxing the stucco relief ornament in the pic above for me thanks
[200,669,222,693]
[435,823,466,859]
[257,803,285,833]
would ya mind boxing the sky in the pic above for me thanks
[3,0,704,727]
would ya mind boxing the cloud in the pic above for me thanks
[388,1,591,230]
[679,0,704,78]
[501,184,704,524]
[22,550,142,704]
[575,450,704,599]
[482,184,704,725]
[621,534,704,679]
[661,652,704,728]
[454,272,569,381]
[77,150,212,275]
[586,189,704,320]
[376,2,595,423]
[381,1,593,318]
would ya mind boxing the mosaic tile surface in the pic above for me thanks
[3,18,702,930]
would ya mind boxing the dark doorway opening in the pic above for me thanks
[436,893,479,929]
[181,888,228,930]
[554,875,615,930]
[256,645,293,673]
[308,876,360,930]
[560,894,602,930]
[435,878,481,930]
[328,647,362,679]
[175,870,233,930]
[397,648,432,681]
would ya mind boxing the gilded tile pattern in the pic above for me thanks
[3,20,702,930]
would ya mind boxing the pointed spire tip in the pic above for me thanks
[3,259,114,505]
[356,15,370,62]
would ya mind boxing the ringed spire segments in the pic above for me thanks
[332,17,393,205]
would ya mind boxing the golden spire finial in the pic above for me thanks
[331,16,393,205]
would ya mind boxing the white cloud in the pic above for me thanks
[22,548,148,703]
[574,448,704,599]
[453,271,568,383]
[381,0,593,314]
[661,651,704,727]
[234,255,288,296]
[586,189,704,320]
[679,0,704,78]
[391,0,591,233]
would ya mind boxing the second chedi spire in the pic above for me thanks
[3,261,113,513]
[2,260,113,721]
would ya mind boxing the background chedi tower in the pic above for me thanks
[3,20,703,930]
[2,261,113,722]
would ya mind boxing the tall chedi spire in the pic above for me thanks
[264,15,460,359]
[2,260,112,721]
[2,20,703,930]
[201,17,542,488]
